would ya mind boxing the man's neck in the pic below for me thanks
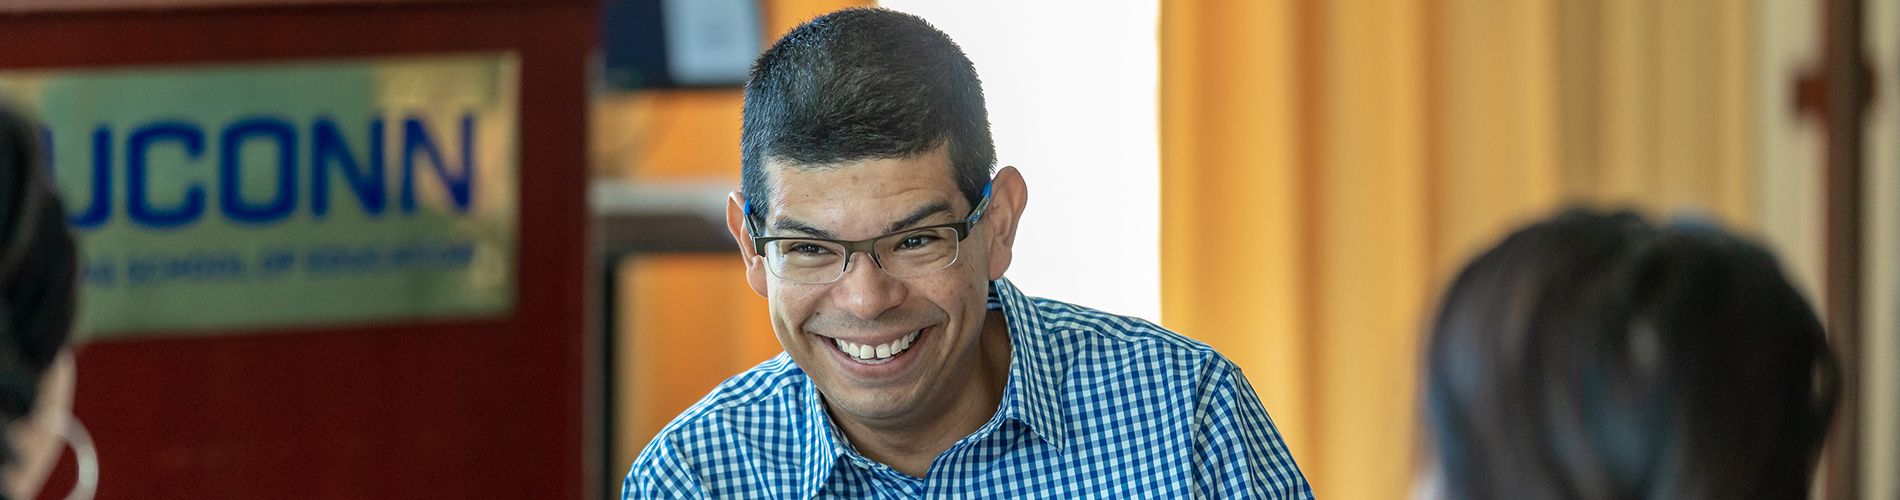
[830,309,1013,478]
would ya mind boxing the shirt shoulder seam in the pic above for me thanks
[648,356,805,440]
[1027,296,1220,356]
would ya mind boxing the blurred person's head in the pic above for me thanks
[0,105,82,500]
[724,7,1028,433]
[1423,209,1838,499]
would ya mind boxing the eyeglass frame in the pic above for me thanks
[743,181,994,282]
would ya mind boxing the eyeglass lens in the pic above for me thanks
[763,227,962,283]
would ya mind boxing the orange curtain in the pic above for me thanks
[1161,3,1434,498]
[1161,1,1762,499]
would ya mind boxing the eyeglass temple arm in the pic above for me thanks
[967,182,993,224]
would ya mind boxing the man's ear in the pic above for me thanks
[984,166,1028,281]
[726,191,769,298]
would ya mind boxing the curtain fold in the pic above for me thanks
[1160,1,1762,498]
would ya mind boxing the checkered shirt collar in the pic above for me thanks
[797,277,1069,497]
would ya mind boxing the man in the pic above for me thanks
[624,8,1312,498]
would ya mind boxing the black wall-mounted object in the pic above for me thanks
[600,0,761,89]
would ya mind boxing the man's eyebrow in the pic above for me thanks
[770,218,837,239]
[886,201,953,233]
[766,201,954,240]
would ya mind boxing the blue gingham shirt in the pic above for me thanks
[624,278,1313,499]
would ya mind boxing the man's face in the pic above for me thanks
[744,148,998,424]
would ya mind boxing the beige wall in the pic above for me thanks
[1861,0,1898,496]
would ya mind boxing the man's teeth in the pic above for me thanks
[836,331,920,362]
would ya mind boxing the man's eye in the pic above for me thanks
[789,243,833,255]
[897,234,941,249]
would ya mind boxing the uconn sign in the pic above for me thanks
[0,54,519,339]
[57,115,477,229]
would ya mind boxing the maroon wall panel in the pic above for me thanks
[0,2,594,498]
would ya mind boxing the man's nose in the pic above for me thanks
[831,251,905,320]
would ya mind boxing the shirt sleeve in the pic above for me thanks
[622,436,709,500]
[1191,357,1316,500]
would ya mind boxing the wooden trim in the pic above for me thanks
[1820,0,1868,498]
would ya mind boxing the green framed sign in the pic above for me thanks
[0,54,520,340]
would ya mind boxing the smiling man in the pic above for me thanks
[623,8,1312,498]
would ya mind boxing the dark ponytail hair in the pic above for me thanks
[1425,209,1838,499]
[0,104,78,472]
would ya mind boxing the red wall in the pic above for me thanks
[0,2,595,498]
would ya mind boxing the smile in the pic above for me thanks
[834,330,921,365]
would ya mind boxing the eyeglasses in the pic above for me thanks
[745,183,992,284]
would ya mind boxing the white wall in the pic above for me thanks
[878,0,1162,323]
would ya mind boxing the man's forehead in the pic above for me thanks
[758,156,966,235]
[761,154,962,208]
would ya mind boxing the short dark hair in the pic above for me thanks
[739,7,995,226]
[1425,209,1838,499]
[0,105,77,468]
